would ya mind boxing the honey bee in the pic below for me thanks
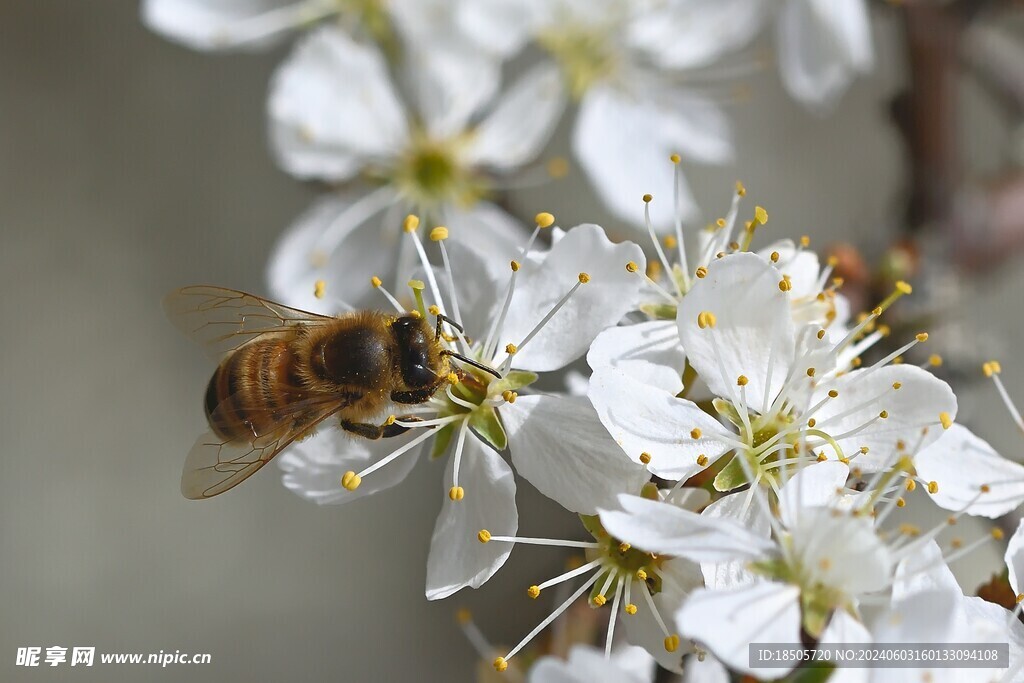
[165,286,496,499]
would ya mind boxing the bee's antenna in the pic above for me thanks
[441,350,502,380]
[434,312,465,341]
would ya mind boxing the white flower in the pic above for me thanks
[590,250,954,489]
[279,222,648,600]
[775,0,874,111]
[265,26,565,311]
[529,644,655,683]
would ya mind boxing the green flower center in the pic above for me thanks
[391,136,487,209]
[538,26,618,99]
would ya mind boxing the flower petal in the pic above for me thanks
[587,321,686,395]
[278,428,420,504]
[1007,519,1024,596]
[530,644,652,683]
[268,27,408,181]
[622,557,701,674]
[499,224,645,371]
[915,424,1024,518]
[589,367,730,480]
[677,252,796,405]
[810,365,957,472]
[142,0,303,51]
[776,0,873,111]
[456,0,545,58]
[700,490,770,590]
[600,494,774,562]
[265,190,399,313]
[891,540,961,602]
[502,395,649,514]
[464,61,566,171]
[777,461,851,528]
[425,435,517,600]
[677,583,802,679]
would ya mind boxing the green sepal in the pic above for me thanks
[640,303,677,320]
[579,514,606,540]
[470,407,507,451]
[589,567,615,605]
[430,422,455,460]
[493,371,538,393]
[786,663,836,682]
[713,454,750,491]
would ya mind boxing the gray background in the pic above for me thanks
[0,2,1017,681]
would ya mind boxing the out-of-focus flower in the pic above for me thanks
[265,27,565,311]
[528,644,657,683]
[279,221,647,600]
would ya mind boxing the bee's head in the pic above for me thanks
[391,314,446,390]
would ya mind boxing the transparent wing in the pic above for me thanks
[164,285,333,360]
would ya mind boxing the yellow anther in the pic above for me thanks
[447,372,459,385]
[950,537,963,549]
[370,276,383,288]
[592,594,607,607]
[993,528,1005,540]
[697,311,717,329]
[896,498,906,508]
[403,214,420,233]
[817,452,828,462]
[690,428,702,440]
[899,523,921,536]
[635,569,648,581]
[905,479,917,492]
[983,360,1002,377]
[695,266,707,278]
[510,260,520,272]
[1018,594,1024,604]
[697,454,709,467]
[735,180,746,197]
[828,390,839,398]
[896,280,913,295]
[860,446,869,454]
[806,367,816,377]
[643,193,653,203]
[477,529,492,543]
[619,542,631,553]
[892,382,902,390]
[456,608,472,625]
[341,471,361,491]
[639,452,652,465]
[778,277,792,292]
[879,410,889,419]
[800,235,810,247]
[981,484,991,493]
[737,375,749,386]
[916,332,929,342]
[852,357,863,367]
[839,456,850,465]
[664,635,680,653]
[878,325,891,337]
[428,305,440,315]
[817,329,826,340]
[578,272,590,284]
[493,657,508,672]
[502,390,517,404]
[625,261,639,273]
[535,212,555,228]
[505,343,517,355]
[770,251,780,262]
[807,418,816,428]
[939,412,953,430]
[384,415,397,426]
[449,486,465,501]
[929,354,943,367]
[312,279,327,300]
[927,481,939,494]
[430,226,449,242]
[663,235,678,249]
[546,156,569,178]
[527,585,541,599]
[715,218,726,229]
[670,153,681,164]
[754,206,768,225]
[625,603,638,615]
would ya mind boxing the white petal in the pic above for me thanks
[464,62,567,170]
[403,40,500,139]
[677,252,796,404]
[268,27,408,180]
[788,510,892,596]
[776,0,873,111]
[757,239,822,300]
[499,224,645,371]
[442,201,529,280]
[627,0,767,70]
[265,190,399,313]
[622,558,701,673]
[915,424,1024,518]
[600,494,774,562]
[678,583,802,679]
[502,395,649,514]
[456,0,545,58]
[1007,519,1024,596]
[777,461,850,528]
[530,644,651,683]
[425,435,517,600]
[574,86,700,229]
[587,321,686,395]
[682,655,730,683]
[142,0,303,50]
[810,365,957,472]
[818,611,871,683]
[278,428,420,504]
[891,540,961,602]
[700,491,770,590]
[589,367,730,480]
[653,90,734,166]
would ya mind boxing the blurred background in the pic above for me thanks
[2,1,1023,681]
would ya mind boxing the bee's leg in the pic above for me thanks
[391,388,436,404]
[341,416,429,439]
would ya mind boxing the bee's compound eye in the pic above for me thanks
[393,315,437,389]
[403,363,435,389]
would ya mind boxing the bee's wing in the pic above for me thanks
[164,285,333,360]
[180,389,363,500]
